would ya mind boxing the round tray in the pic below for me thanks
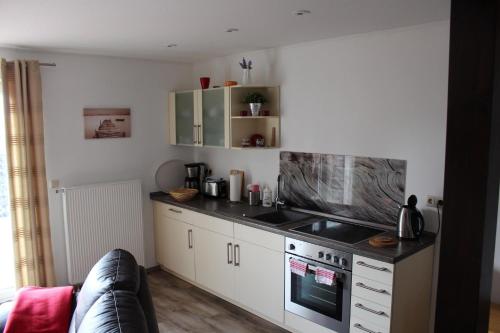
[155,159,186,193]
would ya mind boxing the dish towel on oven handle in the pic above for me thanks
[289,258,308,277]
[315,266,337,286]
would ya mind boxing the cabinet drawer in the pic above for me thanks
[234,223,284,252]
[351,296,391,329]
[353,255,394,285]
[189,212,233,237]
[154,202,193,223]
[352,275,393,308]
[350,316,389,333]
[154,202,233,237]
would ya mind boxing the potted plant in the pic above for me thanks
[239,57,253,85]
[244,92,267,116]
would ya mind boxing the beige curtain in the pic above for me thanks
[0,59,55,287]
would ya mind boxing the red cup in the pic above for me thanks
[200,77,210,89]
[240,110,248,116]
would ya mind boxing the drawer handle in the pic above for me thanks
[169,208,182,214]
[227,243,233,264]
[355,282,388,294]
[354,323,381,333]
[356,261,390,272]
[355,303,387,317]
[234,244,240,267]
[188,229,193,249]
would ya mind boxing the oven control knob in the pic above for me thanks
[289,244,296,251]
[318,251,324,258]
[341,258,348,266]
[333,256,339,264]
[325,254,332,260]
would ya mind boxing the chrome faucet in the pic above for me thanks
[275,175,286,211]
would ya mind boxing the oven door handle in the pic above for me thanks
[289,257,344,280]
[307,265,318,272]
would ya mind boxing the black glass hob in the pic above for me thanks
[292,220,384,244]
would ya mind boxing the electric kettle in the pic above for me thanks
[397,194,425,239]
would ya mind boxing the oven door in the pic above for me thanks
[285,253,351,333]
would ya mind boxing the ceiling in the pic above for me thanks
[0,0,450,63]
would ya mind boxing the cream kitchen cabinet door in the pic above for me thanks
[233,239,284,323]
[193,226,235,300]
[153,207,195,281]
[153,204,168,267]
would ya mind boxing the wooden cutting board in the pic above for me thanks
[369,235,399,248]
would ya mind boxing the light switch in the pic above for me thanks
[51,179,60,189]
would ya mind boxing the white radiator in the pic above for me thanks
[62,180,145,284]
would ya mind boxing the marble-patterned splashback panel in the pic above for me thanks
[280,151,406,226]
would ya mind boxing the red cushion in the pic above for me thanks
[4,286,73,333]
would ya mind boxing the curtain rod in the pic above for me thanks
[6,61,56,67]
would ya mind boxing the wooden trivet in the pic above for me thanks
[369,235,399,248]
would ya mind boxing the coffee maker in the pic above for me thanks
[184,163,207,190]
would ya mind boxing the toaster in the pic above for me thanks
[202,177,227,198]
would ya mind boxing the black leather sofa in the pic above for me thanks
[0,249,159,333]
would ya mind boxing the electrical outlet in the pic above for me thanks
[425,195,442,207]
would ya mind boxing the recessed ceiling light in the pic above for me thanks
[226,28,239,33]
[294,9,311,16]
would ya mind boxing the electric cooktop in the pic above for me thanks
[292,219,384,244]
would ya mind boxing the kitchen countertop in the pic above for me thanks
[150,192,436,264]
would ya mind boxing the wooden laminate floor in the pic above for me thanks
[490,303,500,332]
[148,270,290,333]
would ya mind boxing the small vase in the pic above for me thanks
[242,69,250,85]
[249,103,261,116]
[200,77,210,89]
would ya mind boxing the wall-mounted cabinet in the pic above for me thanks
[169,90,195,145]
[168,85,280,149]
[169,87,230,148]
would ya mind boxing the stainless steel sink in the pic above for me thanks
[250,209,312,225]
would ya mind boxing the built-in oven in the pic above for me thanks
[285,238,352,333]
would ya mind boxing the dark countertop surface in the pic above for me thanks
[150,192,436,264]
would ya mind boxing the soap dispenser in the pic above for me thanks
[262,186,272,207]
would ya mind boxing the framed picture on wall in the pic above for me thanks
[83,108,131,139]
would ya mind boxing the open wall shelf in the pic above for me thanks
[229,86,280,149]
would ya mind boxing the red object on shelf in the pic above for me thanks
[240,110,248,116]
[250,134,264,147]
[250,184,260,192]
[200,77,210,89]
[262,110,270,116]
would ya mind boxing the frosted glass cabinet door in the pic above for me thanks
[202,89,225,147]
[175,92,195,145]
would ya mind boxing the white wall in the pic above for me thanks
[0,48,193,285]
[191,21,450,330]
[193,21,449,222]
